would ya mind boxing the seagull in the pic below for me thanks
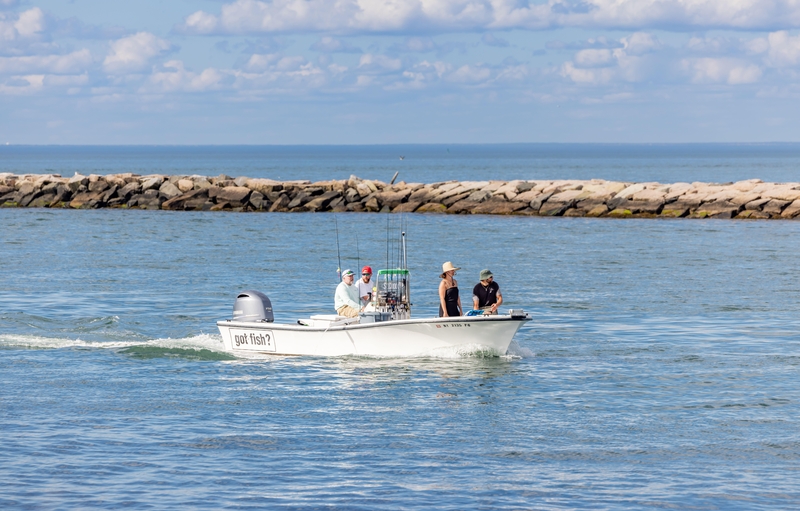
[399,156,405,160]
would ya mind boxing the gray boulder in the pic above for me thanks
[216,186,251,206]
[68,174,88,191]
[761,199,790,216]
[88,180,109,193]
[269,194,290,212]
[287,192,311,209]
[529,192,553,212]
[467,190,492,203]
[119,182,142,200]
[305,191,341,211]
[344,188,361,203]
[141,176,164,191]
[159,181,182,199]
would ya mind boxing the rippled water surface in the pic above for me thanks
[3,185,800,508]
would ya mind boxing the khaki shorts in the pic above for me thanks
[480,306,497,315]
[336,305,360,318]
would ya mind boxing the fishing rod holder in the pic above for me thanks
[375,268,411,320]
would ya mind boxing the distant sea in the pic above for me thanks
[3,143,800,183]
[2,144,800,509]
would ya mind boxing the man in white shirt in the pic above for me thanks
[356,266,374,308]
[334,269,361,318]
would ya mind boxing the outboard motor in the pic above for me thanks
[232,290,274,322]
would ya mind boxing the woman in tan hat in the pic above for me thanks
[438,261,463,317]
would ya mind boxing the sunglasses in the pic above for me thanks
[362,273,371,276]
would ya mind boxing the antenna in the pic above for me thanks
[356,231,360,274]
[334,214,342,282]
[401,231,407,270]
[385,216,390,271]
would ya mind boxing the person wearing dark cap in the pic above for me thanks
[334,269,360,318]
[357,266,374,307]
[472,269,502,315]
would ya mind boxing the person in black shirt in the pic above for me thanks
[472,269,502,315]
[439,261,462,317]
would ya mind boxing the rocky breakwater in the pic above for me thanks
[3,172,800,219]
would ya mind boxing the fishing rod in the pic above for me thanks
[334,214,342,282]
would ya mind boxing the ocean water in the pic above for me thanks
[3,143,800,184]
[3,146,800,509]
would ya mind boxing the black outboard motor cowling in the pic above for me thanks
[233,290,274,322]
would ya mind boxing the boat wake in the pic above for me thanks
[506,340,535,359]
[0,333,235,360]
[0,333,534,360]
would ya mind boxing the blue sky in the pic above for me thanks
[3,0,800,144]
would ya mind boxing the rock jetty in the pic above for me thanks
[2,172,800,219]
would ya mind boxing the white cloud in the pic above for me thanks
[358,54,403,71]
[183,10,218,33]
[386,59,452,89]
[728,64,762,84]
[561,61,616,84]
[745,37,771,55]
[0,72,88,95]
[44,73,89,87]
[682,57,762,84]
[14,7,44,37]
[310,36,361,53]
[0,7,44,43]
[103,32,171,74]
[147,60,225,92]
[233,54,326,92]
[389,70,427,90]
[447,64,491,83]
[495,63,529,81]
[765,31,800,66]
[0,49,91,74]
[178,0,800,35]
[622,32,661,56]
[245,53,280,72]
[686,36,742,54]
[0,73,43,94]
[274,55,308,71]
[561,33,656,84]
[561,31,768,87]
[546,36,622,51]
[355,75,374,87]
[574,48,614,68]
[328,63,348,75]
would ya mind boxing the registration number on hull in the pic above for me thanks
[229,329,276,352]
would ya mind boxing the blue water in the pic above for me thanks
[3,146,800,509]
[3,143,800,183]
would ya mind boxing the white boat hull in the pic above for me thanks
[217,315,529,357]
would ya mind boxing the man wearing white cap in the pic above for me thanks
[335,269,361,318]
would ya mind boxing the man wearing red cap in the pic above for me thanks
[357,266,374,308]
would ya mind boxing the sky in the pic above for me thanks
[3,0,800,144]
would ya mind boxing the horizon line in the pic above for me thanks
[3,142,800,147]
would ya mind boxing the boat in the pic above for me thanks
[216,232,530,357]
